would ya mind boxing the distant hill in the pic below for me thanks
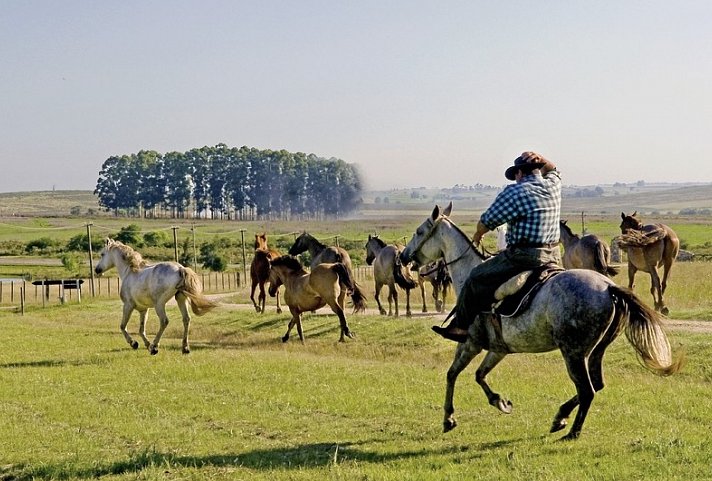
[1,184,711,218]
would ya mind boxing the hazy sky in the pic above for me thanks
[1,1,710,193]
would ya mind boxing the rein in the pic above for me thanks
[410,215,487,270]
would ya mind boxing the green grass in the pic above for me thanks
[1,298,710,480]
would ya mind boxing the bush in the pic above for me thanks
[26,237,60,254]
[143,230,170,247]
[114,224,143,247]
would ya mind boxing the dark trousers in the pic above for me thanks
[452,246,561,329]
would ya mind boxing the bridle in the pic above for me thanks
[405,214,488,270]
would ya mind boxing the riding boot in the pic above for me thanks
[432,307,470,343]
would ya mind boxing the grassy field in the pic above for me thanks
[1,296,711,480]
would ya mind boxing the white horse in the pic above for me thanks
[94,238,217,355]
[400,203,681,440]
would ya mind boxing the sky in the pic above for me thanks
[1,1,710,193]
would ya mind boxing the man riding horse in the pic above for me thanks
[433,151,562,343]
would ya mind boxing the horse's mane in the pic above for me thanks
[369,236,387,248]
[298,232,324,248]
[441,216,487,260]
[559,220,579,239]
[109,240,148,272]
[271,255,307,273]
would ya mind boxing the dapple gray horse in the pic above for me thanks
[400,203,681,440]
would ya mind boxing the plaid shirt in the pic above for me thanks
[481,170,562,246]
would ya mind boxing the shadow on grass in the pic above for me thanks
[0,437,525,480]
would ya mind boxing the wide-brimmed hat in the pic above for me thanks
[504,155,547,181]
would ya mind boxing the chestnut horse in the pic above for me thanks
[559,220,618,277]
[619,212,679,315]
[250,233,282,314]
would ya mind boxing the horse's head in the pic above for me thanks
[620,211,643,234]
[559,220,578,240]
[254,233,268,250]
[288,232,310,256]
[400,202,453,267]
[95,238,118,275]
[365,235,386,266]
[268,255,304,296]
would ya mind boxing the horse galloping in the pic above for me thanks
[365,235,417,317]
[559,220,619,277]
[619,212,680,315]
[268,255,357,343]
[288,232,367,312]
[416,260,451,313]
[250,233,282,314]
[400,203,681,440]
[94,238,218,355]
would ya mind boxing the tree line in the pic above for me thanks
[94,144,363,220]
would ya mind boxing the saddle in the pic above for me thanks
[492,263,565,318]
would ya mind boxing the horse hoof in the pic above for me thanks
[661,306,669,316]
[182,348,190,355]
[379,309,387,315]
[496,399,513,414]
[281,335,289,343]
[131,341,139,350]
[550,419,567,433]
[150,348,159,355]
[276,308,282,314]
[443,418,458,433]
[559,431,580,441]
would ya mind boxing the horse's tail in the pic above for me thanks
[331,263,367,313]
[609,285,683,376]
[179,267,219,316]
[393,258,417,290]
[594,241,619,277]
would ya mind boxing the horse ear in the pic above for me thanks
[443,201,453,217]
[632,211,637,217]
[431,205,440,220]
[368,234,372,240]
[105,238,112,246]
[621,212,625,220]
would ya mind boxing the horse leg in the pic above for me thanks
[405,287,412,317]
[389,283,398,317]
[175,293,192,354]
[626,262,637,289]
[647,266,664,312]
[557,354,595,440]
[660,256,674,316]
[258,282,267,314]
[443,341,482,432]
[329,301,353,342]
[419,278,427,313]
[374,282,386,315]
[433,283,443,313]
[282,308,300,343]
[250,279,261,313]
[475,351,512,414]
[149,302,171,355]
[120,303,139,350]
[136,309,151,349]
[275,287,282,314]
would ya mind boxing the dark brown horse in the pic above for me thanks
[619,212,679,315]
[415,260,452,313]
[559,220,618,277]
[268,255,356,343]
[288,232,367,312]
[250,233,281,314]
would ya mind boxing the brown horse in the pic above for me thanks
[250,233,282,314]
[619,212,680,315]
[559,220,619,277]
[416,260,452,313]
[365,235,417,317]
[288,232,367,312]
[267,255,356,343]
